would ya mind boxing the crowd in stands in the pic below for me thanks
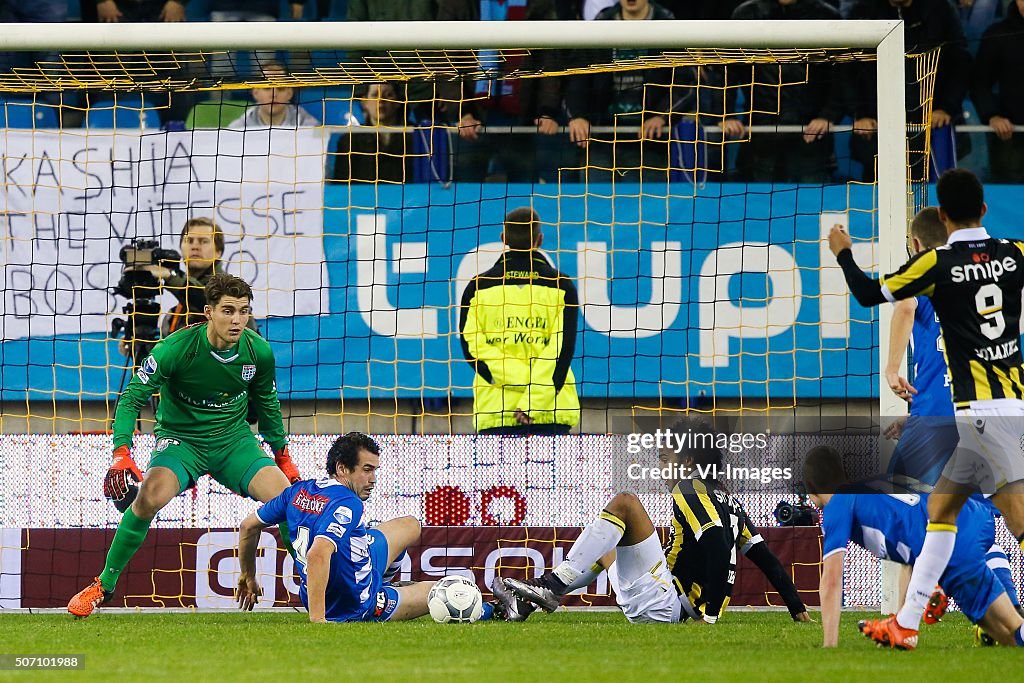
[0,0,1021,183]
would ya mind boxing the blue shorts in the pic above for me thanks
[940,510,1006,623]
[889,416,959,486]
[358,529,401,622]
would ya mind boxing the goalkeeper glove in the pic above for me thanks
[104,445,143,513]
[274,445,301,484]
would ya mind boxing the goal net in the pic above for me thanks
[3,19,1009,612]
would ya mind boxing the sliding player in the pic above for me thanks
[804,445,1024,648]
[496,422,809,624]
[68,273,301,618]
[831,169,1024,649]
[236,432,493,622]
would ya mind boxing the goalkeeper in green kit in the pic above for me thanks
[68,273,302,618]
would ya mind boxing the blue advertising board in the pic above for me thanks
[3,183,1023,401]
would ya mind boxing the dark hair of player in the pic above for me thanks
[668,417,724,470]
[180,217,225,255]
[802,445,847,494]
[909,207,946,249]
[326,432,381,476]
[503,207,540,251]
[936,169,984,225]
[204,273,253,307]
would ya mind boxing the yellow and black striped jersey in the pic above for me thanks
[664,477,756,621]
[880,228,1024,408]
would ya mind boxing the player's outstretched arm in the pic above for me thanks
[819,551,845,647]
[885,299,919,402]
[743,541,810,621]
[106,346,171,506]
[111,346,171,450]
[237,512,268,611]
[237,489,291,610]
[828,226,886,307]
[305,537,336,623]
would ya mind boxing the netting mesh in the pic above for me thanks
[2,39,1000,613]
[0,47,878,93]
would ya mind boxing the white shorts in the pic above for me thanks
[943,402,1024,494]
[606,532,682,624]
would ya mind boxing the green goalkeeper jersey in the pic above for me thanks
[112,324,287,452]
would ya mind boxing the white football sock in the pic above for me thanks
[896,523,957,630]
[552,512,624,588]
[563,563,604,592]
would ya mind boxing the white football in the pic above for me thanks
[427,575,484,624]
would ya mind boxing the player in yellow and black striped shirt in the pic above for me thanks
[494,421,808,624]
[833,173,1024,408]
[830,168,1024,649]
[663,434,807,623]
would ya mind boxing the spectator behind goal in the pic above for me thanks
[564,0,689,183]
[333,83,414,183]
[228,61,320,130]
[970,0,1024,183]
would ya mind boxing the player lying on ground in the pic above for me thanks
[236,432,495,623]
[830,168,1024,649]
[68,274,301,618]
[495,424,809,623]
[804,445,1024,649]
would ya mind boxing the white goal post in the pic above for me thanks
[0,19,909,609]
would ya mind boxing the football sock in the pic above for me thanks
[479,602,494,621]
[383,550,408,584]
[896,522,956,631]
[986,544,1019,608]
[552,511,624,590]
[99,507,152,592]
[563,562,604,593]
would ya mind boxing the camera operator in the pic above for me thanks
[118,217,256,357]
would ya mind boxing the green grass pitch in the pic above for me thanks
[0,611,1017,681]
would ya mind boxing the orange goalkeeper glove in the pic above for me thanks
[274,445,301,484]
[105,445,143,512]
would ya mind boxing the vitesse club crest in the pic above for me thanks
[241,364,256,382]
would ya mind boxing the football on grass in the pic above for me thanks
[427,576,483,624]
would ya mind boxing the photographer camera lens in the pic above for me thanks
[110,239,181,363]
[773,499,819,527]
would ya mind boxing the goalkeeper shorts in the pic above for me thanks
[147,431,275,496]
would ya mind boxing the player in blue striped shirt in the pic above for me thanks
[884,207,958,483]
[804,445,1024,649]
[235,433,437,622]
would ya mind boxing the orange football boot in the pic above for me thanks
[858,615,919,650]
[67,577,112,618]
[923,587,949,625]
